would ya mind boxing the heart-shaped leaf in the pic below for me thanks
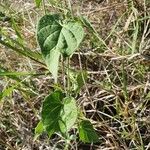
[59,97,78,133]
[41,91,78,137]
[79,120,99,143]
[41,90,64,137]
[37,14,84,82]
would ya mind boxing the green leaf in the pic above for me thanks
[0,34,43,64]
[37,14,84,82]
[45,48,61,83]
[41,91,78,137]
[41,91,79,137]
[79,120,99,143]
[0,87,13,102]
[35,120,44,135]
[59,97,78,133]
[0,83,20,102]
[69,70,87,93]
[34,121,44,140]
[11,17,23,41]
[41,90,64,137]
[34,0,42,7]
[0,71,36,76]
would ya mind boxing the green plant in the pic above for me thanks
[35,9,99,148]
[1,0,149,149]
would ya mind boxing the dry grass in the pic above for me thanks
[0,0,150,150]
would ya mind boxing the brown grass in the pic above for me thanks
[0,0,150,149]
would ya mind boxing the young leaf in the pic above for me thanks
[41,90,64,137]
[34,121,44,140]
[79,120,99,143]
[37,14,84,82]
[59,97,78,133]
[0,83,20,102]
[35,120,44,135]
[34,0,42,7]
[69,70,87,93]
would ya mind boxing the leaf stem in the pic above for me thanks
[67,57,71,96]
[62,56,67,94]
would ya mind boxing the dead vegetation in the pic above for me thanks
[0,0,150,150]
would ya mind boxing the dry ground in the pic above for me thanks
[0,0,150,150]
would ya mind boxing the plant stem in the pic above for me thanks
[67,57,71,96]
[62,56,67,94]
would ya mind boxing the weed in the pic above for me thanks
[0,0,150,150]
